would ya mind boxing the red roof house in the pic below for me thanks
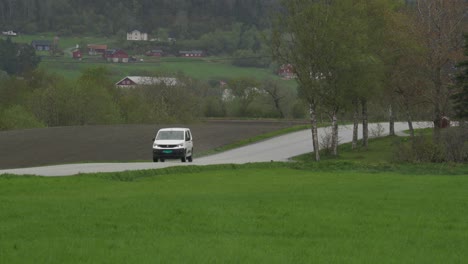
[104,49,129,63]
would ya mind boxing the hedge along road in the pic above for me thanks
[0,122,432,177]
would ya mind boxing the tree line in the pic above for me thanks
[0,67,305,129]
[0,0,276,38]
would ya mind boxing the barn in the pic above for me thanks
[72,49,82,59]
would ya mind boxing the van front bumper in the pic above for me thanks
[153,148,185,159]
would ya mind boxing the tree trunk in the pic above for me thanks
[273,98,284,118]
[407,111,414,138]
[433,67,442,143]
[352,98,359,149]
[309,103,320,161]
[331,109,339,156]
[361,98,368,149]
[389,103,395,136]
[404,97,415,138]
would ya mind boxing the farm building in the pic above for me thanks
[278,64,296,79]
[87,44,107,55]
[72,49,82,59]
[179,50,205,57]
[31,40,52,51]
[127,30,148,41]
[104,49,129,63]
[115,76,178,88]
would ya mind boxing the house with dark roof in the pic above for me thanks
[31,40,52,51]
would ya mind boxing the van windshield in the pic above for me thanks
[156,131,184,140]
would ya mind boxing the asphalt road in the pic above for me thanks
[0,122,432,176]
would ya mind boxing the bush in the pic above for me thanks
[393,127,468,163]
[441,126,468,162]
[0,105,45,130]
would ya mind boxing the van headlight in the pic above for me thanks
[177,144,184,148]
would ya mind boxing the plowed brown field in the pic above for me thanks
[0,120,306,169]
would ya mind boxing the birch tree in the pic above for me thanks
[411,0,467,141]
[272,0,389,158]
[272,0,334,161]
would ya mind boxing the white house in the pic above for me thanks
[126,30,148,41]
[115,76,178,88]
[2,30,17,36]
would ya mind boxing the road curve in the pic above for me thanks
[0,122,432,177]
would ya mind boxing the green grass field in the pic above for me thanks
[1,162,467,263]
[39,56,291,86]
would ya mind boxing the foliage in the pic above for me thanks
[0,105,45,130]
[0,37,40,76]
[393,127,468,163]
[271,0,396,159]
[408,0,467,137]
[232,49,271,68]
[0,0,274,38]
[451,34,468,120]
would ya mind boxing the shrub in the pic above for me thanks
[393,127,468,163]
[441,126,468,162]
[319,128,333,155]
[0,105,45,130]
[370,123,385,138]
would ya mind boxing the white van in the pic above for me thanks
[152,128,193,162]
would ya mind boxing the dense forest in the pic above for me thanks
[0,0,277,38]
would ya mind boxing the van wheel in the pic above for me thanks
[153,158,158,162]
[181,157,186,162]
[160,159,165,162]
[187,149,193,162]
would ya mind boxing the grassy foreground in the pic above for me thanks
[1,162,467,263]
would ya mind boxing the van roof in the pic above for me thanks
[158,127,189,131]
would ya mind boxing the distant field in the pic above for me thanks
[1,34,115,49]
[39,57,284,83]
[1,163,467,263]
